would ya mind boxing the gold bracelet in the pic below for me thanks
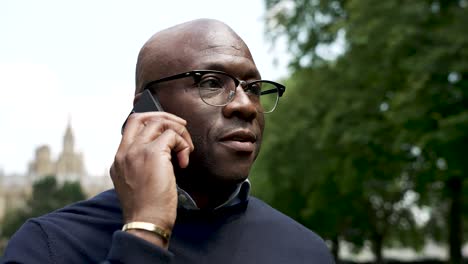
[122,221,171,242]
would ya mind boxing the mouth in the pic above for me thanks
[218,130,257,153]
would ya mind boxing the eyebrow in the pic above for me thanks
[198,62,262,80]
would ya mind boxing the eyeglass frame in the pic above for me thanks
[142,70,286,113]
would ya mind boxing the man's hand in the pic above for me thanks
[110,112,194,248]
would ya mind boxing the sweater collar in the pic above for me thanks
[176,180,250,210]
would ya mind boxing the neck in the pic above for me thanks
[175,166,241,209]
[177,178,238,209]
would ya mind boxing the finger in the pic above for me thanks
[176,147,192,168]
[121,112,187,148]
[153,130,193,168]
[164,122,194,152]
[138,111,187,125]
[119,114,148,151]
[136,119,193,150]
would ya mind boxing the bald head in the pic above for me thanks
[134,19,254,94]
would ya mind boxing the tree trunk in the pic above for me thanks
[448,177,462,264]
[331,236,340,263]
[372,233,384,264]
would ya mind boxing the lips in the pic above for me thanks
[218,130,257,152]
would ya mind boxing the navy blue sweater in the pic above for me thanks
[2,189,334,263]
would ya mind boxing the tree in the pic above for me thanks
[252,62,422,263]
[260,0,468,263]
[1,176,86,240]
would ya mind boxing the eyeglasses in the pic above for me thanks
[144,70,286,113]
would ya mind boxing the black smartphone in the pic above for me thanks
[132,89,164,113]
[121,89,164,134]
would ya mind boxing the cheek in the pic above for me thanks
[257,114,265,137]
[185,113,220,167]
[157,88,221,152]
[185,107,219,146]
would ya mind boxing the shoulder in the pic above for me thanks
[246,196,316,234]
[37,188,123,240]
[38,189,122,227]
[245,196,334,263]
[2,217,52,263]
[246,197,320,237]
[3,189,122,263]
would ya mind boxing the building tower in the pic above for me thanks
[55,119,85,183]
[27,145,54,181]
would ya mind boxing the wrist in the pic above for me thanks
[124,209,176,231]
[123,221,172,249]
[125,228,169,249]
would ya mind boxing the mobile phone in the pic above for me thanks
[133,89,164,113]
[121,89,164,134]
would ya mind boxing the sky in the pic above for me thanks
[0,0,289,176]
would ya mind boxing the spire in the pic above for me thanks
[63,116,74,153]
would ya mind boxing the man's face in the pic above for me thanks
[146,27,264,186]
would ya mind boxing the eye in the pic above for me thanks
[198,75,227,99]
[198,76,224,88]
[245,83,262,96]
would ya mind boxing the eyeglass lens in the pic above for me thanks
[197,72,279,113]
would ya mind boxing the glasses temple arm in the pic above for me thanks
[261,87,285,97]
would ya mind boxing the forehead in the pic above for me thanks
[139,24,261,87]
[185,42,260,79]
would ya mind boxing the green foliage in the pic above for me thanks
[258,0,468,262]
[0,176,86,239]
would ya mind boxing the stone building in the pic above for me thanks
[0,121,112,225]
[27,121,85,183]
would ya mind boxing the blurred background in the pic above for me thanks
[1,0,467,263]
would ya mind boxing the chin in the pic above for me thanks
[177,159,249,186]
[185,146,256,185]
[211,164,251,185]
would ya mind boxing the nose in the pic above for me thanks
[222,86,258,121]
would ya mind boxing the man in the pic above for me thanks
[2,19,333,263]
